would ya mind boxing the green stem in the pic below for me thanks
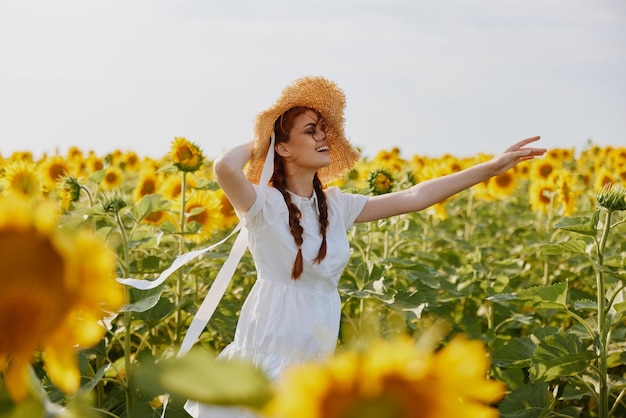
[92,408,123,418]
[175,172,188,346]
[114,210,133,415]
[596,209,613,418]
[610,388,626,417]
[80,185,95,207]
[564,308,595,340]
[464,189,473,242]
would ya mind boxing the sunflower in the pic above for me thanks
[373,148,407,173]
[0,160,43,200]
[121,151,141,171]
[142,209,174,227]
[101,166,124,190]
[65,146,84,163]
[265,335,504,418]
[38,155,71,192]
[214,188,239,231]
[133,169,159,203]
[597,183,626,212]
[177,190,224,243]
[553,170,577,216]
[169,137,204,173]
[368,168,395,195]
[9,152,34,162]
[593,167,616,194]
[529,181,556,214]
[529,159,556,182]
[473,178,494,202]
[488,169,517,200]
[0,196,124,401]
[160,174,197,200]
[85,151,105,174]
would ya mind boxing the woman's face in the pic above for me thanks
[277,109,331,170]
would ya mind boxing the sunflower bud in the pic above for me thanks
[100,192,127,214]
[368,168,395,195]
[596,183,626,212]
[60,176,82,203]
[169,137,204,173]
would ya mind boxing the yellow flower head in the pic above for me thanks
[553,169,578,216]
[266,335,504,418]
[38,155,71,192]
[133,169,160,203]
[85,151,105,174]
[65,146,84,163]
[121,151,141,171]
[101,166,124,190]
[488,170,517,200]
[471,177,493,202]
[9,152,34,162]
[0,196,124,401]
[160,174,197,201]
[0,160,43,200]
[529,181,556,214]
[593,167,616,194]
[142,209,175,227]
[368,168,395,195]
[177,190,224,243]
[58,176,83,212]
[373,148,407,173]
[530,159,557,182]
[214,188,239,231]
[169,137,204,173]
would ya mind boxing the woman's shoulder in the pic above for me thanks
[324,186,363,199]
[324,186,369,207]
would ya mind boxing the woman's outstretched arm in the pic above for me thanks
[213,141,257,215]
[356,136,546,223]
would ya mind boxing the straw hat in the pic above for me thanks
[246,76,360,185]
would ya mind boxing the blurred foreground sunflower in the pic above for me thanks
[0,196,125,401]
[265,335,505,418]
[0,160,43,200]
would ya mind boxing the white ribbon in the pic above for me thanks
[116,225,242,290]
[117,135,275,418]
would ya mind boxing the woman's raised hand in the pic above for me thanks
[490,136,546,176]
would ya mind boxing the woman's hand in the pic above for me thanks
[489,136,546,176]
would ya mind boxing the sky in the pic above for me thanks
[1,0,625,161]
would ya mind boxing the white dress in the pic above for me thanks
[185,186,368,418]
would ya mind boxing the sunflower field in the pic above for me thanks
[1,139,625,418]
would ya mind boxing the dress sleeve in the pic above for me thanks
[325,187,368,230]
[240,186,286,230]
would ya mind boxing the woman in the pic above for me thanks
[185,76,546,417]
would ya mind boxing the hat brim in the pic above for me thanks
[246,76,360,185]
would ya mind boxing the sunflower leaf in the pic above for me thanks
[487,282,568,309]
[538,239,589,256]
[554,213,599,236]
[492,336,536,368]
[529,333,595,382]
[133,347,272,409]
[498,382,551,418]
[131,194,168,222]
[120,285,164,313]
[88,169,106,184]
